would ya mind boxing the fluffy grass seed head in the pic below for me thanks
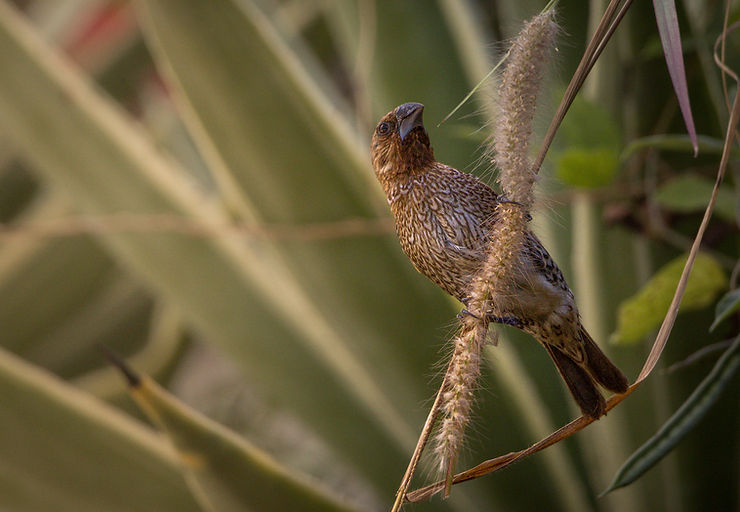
[434,9,559,493]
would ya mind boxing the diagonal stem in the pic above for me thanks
[390,356,454,512]
[404,23,740,503]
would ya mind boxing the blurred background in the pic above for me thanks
[0,0,737,511]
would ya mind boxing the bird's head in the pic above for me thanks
[370,102,434,182]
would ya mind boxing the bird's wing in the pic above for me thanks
[429,207,483,264]
[430,199,489,263]
[523,232,573,295]
[428,167,498,261]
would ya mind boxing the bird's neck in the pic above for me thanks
[381,164,438,211]
[383,172,415,209]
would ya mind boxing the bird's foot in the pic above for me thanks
[497,197,532,222]
[457,308,480,321]
[489,315,524,329]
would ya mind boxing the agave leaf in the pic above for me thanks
[0,347,201,512]
[137,0,381,224]
[74,301,185,400]
[0,234,115,358]
[110,355,361,512]
[0,1,420,495]
[0,194,150,372]
[134,0,454,399]
[602,335,740,495]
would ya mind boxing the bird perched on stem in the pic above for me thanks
[370,102,628,419]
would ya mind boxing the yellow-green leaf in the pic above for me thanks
[611,253,726,345]
[553,96,621,188]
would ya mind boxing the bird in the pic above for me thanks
[370,102,628,419]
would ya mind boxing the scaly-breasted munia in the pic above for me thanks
[371,102,628,418]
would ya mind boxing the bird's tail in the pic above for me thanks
[543,327,629,419]
[579,326,629,394]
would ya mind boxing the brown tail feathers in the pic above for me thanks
[544,327,629,419]
[580,327,629,394]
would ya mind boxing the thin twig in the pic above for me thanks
[389,357,454,512]
[0,214,393,242]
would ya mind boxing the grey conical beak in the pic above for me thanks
[396,102,425,140]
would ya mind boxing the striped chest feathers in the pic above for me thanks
[386,172,490,298]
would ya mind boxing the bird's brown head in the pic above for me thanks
[370,102,435,184]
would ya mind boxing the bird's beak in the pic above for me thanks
[396,102,425,141]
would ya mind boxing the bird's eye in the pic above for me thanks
[376,122,390,136]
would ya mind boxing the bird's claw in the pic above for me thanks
[457,308,480,321]
[489,315,524,329]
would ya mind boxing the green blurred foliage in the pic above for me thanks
[554,97,621,188]
[0,0,737,511]
[655,174,737,223]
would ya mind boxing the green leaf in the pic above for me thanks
[612,253,726,345]
[601,335,740,495]
[654,174,737,223]
[553,97,621,188]
[111,356,359,512]
[710,288,740,332]
[621,134,732,159]
[0,347,201,512]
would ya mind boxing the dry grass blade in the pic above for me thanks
[639,13,740,383]
[404,11,740,503]
[437,47,511,127]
